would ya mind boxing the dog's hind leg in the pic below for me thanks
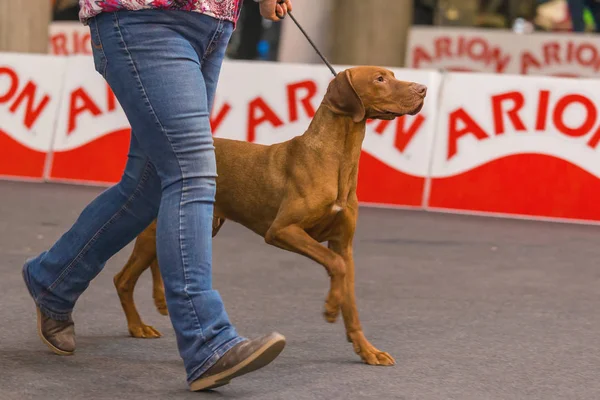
[150,259,168,316]
[328,204,395,366]
[114,227,162,338]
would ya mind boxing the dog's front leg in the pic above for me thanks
[265,223,346,319]
[328,209,395,366]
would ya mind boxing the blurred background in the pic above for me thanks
[1,0,597,65]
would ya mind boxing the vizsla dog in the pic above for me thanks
[113,66,426,366]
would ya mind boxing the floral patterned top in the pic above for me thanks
[78,0,244,25]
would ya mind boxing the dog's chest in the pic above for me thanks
[306,206,343,242]
[322,203,345,224]
[331,204,343,214]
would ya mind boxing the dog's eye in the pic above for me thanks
[376,76,385,82]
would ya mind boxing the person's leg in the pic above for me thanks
[568,0,587,32]
[92,10,283,387]
[585,0,600,31]
[24,8,284,390]
[232,0,264,60]
[23,130,162,350]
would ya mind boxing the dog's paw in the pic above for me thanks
[128,324,162,339]
[153,293,168,316]
[358,348,395,366]
[348,331,395,366]
[323,303,340,323]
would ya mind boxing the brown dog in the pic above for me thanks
[113,66,426,366]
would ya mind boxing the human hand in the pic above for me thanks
[258,0,293,21]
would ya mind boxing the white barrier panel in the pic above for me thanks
[212,61,441,208]
[48,55,129,184]
[429,72,600,222]
[7,49,600,223]
[49,22,91,56]
[407,27,517,74]
[0,53,66,180]
[519,34,600,77]
[47,56,441,207]
[407,26,600,78]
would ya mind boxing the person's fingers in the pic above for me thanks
[276,3,287,18]
[260,0,291,21]
[283,0,292,12]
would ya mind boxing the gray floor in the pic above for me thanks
[2,181,600,400]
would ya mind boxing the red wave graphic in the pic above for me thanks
[0,129,47,179]
[49,129,130,184]
[429,153,600,221]
[46,130,426,206]
[357,150,425,206]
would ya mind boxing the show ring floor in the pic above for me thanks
[1,181,600,400]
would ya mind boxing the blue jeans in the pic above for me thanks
[22,10,245,383]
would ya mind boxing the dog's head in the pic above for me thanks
[323,66,426,123]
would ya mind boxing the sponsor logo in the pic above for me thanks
[49,24,92,56]
[410,35,512,73]
[520,40,600,77]
[0,66,51,131]
[213,78,427,159]
[447,89,600,160]
[211,79,318,142]
[67,83,119,135]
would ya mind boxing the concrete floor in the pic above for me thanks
[2,180,600,400]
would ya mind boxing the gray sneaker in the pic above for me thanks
[189,332,286,391]
[36,308,76,356]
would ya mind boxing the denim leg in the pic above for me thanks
[93,10,243,382]
[23,133,162,321]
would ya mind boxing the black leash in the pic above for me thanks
[276,1,337,77]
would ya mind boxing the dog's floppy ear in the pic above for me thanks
[324,69,366,123]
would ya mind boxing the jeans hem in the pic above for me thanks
[186,335,247,384]
[22,262,72,322]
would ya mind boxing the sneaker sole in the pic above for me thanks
[189,333,286,391]
[36,308,74,356]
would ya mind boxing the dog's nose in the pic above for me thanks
[411,83,427,97]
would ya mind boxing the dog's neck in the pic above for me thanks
[300,105,366,157]
[299,105,367,205]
